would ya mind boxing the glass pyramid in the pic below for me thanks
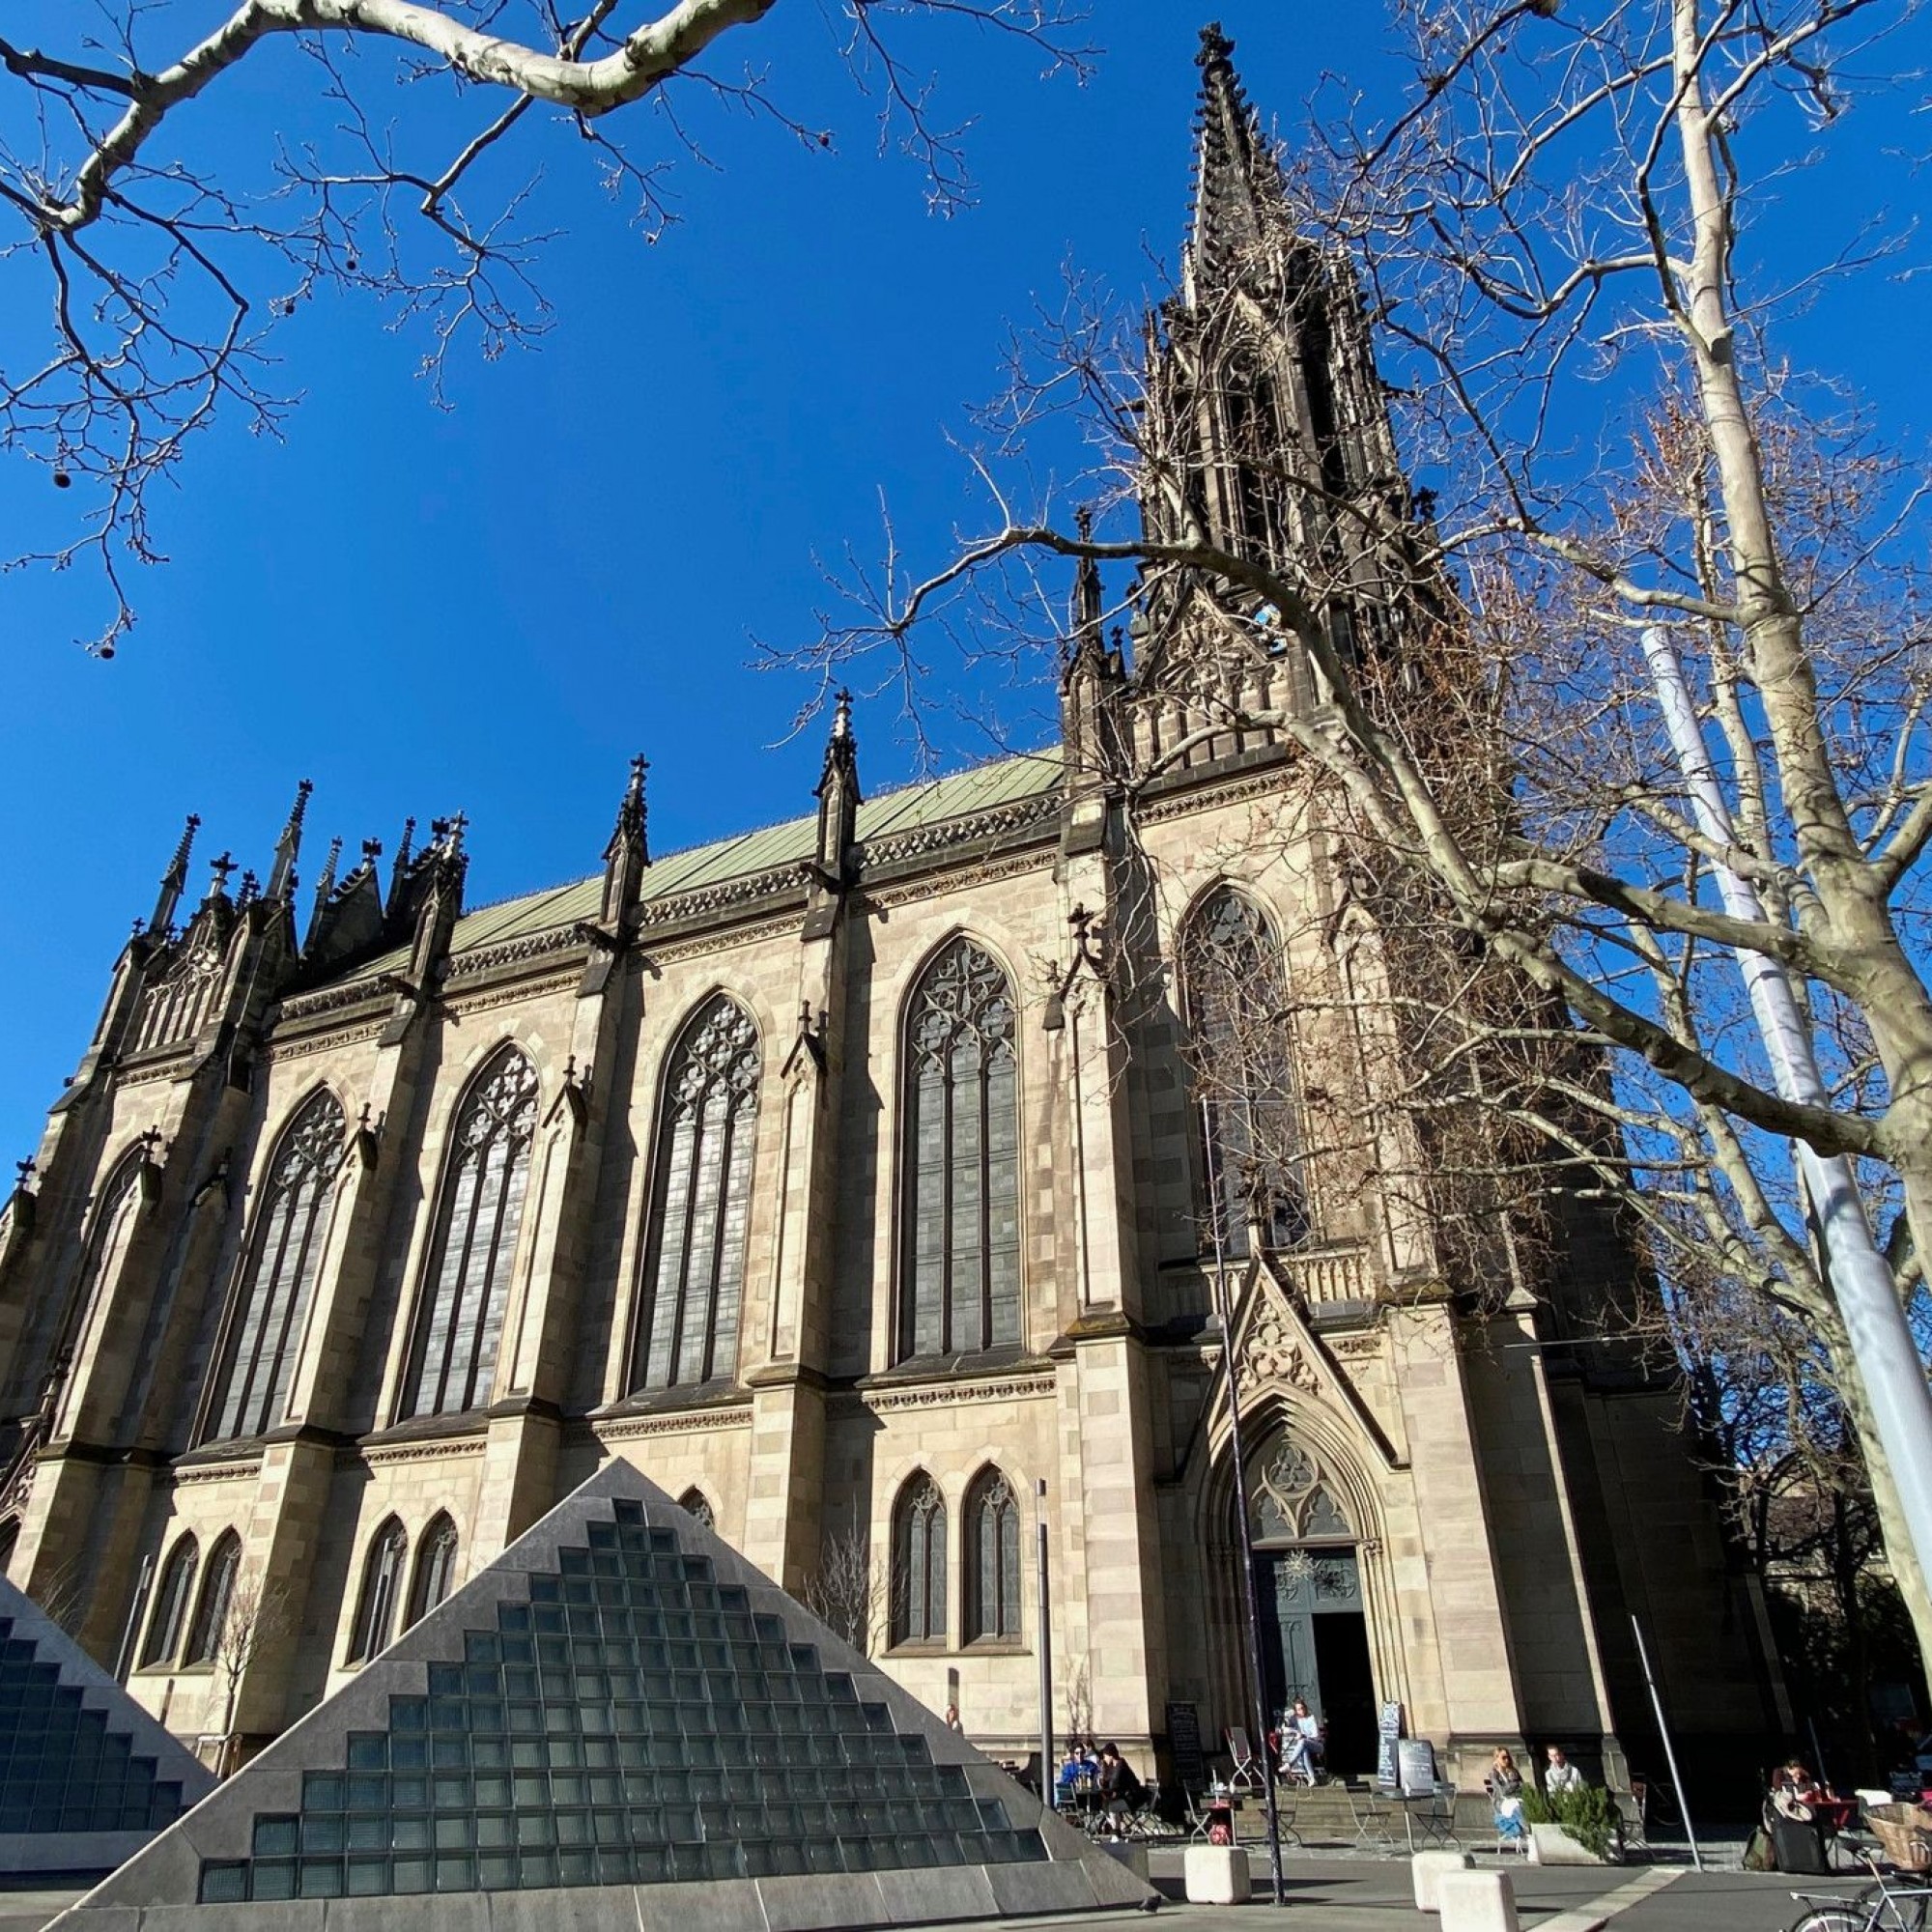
[196,1498,1047,1905]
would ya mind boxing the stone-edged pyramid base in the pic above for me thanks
[0,1575,214,1879]
[51,1460,1156,1927]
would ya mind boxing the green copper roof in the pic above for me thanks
[312,753,1061,994]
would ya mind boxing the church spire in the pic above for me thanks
[1069,506,1105,658]
[147,812,201,936]
[267,779,313,904]
[600,755,649,928]
[1184,22,1278,306]
[814,692,863,879]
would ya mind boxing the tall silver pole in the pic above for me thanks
[1204,1097,1286,1907]
[1631,1614,1701,1871]
[113,1553,153,1684]
[1037,1479,1056,1810]
[1639,626,1932,1599]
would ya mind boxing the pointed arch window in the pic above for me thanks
[679,1489,715,1533]
[206,1091,346,1444]
[1180,889,1310,1259]
[899,939,1021,1360]
[185,1530,242,1665]
[50,1153,147,1435]
[407,1515,459,1628]
[350,1518,408,1662]
[965,1470,1021,1643]
[141,1533,198,1668]
[400,1049,540,1419]
[633,997,762,1391]
[890,1474,947,1648]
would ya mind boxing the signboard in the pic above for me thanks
[1166,1700,1208,1797]
[1377,1700,1404,1790]
[1398,1738,1438,1796]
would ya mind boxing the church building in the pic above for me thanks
[0,28,1778,1797]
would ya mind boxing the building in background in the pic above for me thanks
[0,29,1778,1801]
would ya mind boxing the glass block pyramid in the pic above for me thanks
[0,1573,214,1878]
[53,1463,1152,1926]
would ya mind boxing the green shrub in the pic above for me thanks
[1521,1783,1622,1861]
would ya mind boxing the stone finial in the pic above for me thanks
[602,756,650,924]
[267,778,313,902]
[205,851,237,901]
[147,811,201,935]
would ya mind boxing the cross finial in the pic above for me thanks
[833,690,853,741]
[207,851,237,897]
[14,1158,36,1192]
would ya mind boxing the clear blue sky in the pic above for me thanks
[0,2,1926,1161]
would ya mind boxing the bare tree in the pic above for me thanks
[209,1565,291,1776]
[0,0,1092,651]
[802,1520,888,1657]
[806,1,1932,1676]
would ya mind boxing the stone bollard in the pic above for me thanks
[1437,1870,1519,1932]
[1185,1844,1253,1905]
[1412,1850,1474,1911]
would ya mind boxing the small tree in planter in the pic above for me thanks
[1522,1786,1622,1864]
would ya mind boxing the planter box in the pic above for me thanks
[1527,1821,1608,1865]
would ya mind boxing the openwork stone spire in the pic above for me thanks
[147,812,201,936]
[1184,21,1279,305]
[266,779,312,903]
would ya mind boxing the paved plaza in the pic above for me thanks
[0,1847,1849,1932]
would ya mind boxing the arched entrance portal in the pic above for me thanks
[1246,1434,1378,1778]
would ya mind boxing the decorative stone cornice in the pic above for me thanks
[173,1456,265,1487]
[593,1406,754,1442]
[857,790,1061,870]
[355,1435,488,1470]
[838,1373,1060,1414]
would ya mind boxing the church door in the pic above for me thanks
[1246,1435,1378,1777]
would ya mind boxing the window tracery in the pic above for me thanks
[1249,1438,1354,1545]
[141,1533,198,1668]
[634,998,761,1391]
[407,1515,458,1628]
[890,1474,947,1647]
[899,939,1021,1360]
[1180,889,1310,1258]
[350,1518,407,1662]
[400,1049,539,1419]
[206,1090,346,1444]
[185,1530,241,1665]
[965,1470,1021,1643]
[678,1489,715,1532]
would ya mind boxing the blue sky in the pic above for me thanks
[0,2,1927,1160]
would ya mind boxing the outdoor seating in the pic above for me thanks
[1406,1781,1463,1851]
[1349,1781,1399,1852]
[1226,1725,1266,1793]
[1614,1779,1648,1853]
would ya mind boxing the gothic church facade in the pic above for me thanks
[0,30,1776,1793]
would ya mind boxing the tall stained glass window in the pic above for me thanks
[899,939,1020,1360]
[206,1090,347,1443]
[185,1530,242,1665]
[407,1514,459,1629]
[965,1469,1021,1642]
[1180,888,1310,1258]
[141,1533,198,1668]
[890,1474,947,1648]
[633,997,761,1391]
[350,1518,407,1662]
[400,1049,539,1419]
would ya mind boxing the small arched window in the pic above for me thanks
[890,1474,947,1648]
[400,1049,540,1419]
[678,1489,715,1533]
[965,1469,1022,1643]
[185,1530,242,1665]
[350,1518,408,1662]
[1179,888,1310,1258]
[0,1520,17,1579]
[899,939,1021,1360]
[207,1090,347,1443]
[407,1515,459,1628]
[141,1533,198,1668]
[633,997,762,1391]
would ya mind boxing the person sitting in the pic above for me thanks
[1096,1742,1149,1830]
[1487,1747,1526,1842]
[1280,1699,1324,1784]
[1056,1743,1097,1804]
[1544,1745,1584,1795]
[1766,1763,1831,1875]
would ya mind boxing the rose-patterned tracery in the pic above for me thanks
[1180,888,1310,1258]
[206,1090,346,1443]
[1249,1437,1354,1545]
[891,1473,948,1646]
[633,996,761,1390]
[400,1048,539,1419]
[899,939,1021,1360]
